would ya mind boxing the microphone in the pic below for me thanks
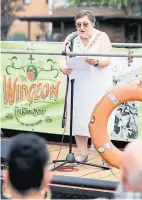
[62,32,78,56]
[66,32,78,45]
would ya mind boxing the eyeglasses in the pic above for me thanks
[75,22,91,28]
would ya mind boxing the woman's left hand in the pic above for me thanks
[85,58,98,66]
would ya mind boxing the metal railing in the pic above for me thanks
[112,43,142,48]
[1,50,142,58]
[1,43,142,57]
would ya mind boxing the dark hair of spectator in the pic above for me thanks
[75,10,96,25]
[7,133,49,195]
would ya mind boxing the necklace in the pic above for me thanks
[74,32,102,52]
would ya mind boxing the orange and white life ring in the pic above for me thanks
[89,82,142,169]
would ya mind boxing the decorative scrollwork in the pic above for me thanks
[6,56,27,75]
[6,55,59,79]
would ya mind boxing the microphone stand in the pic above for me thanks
[51,43,109,171]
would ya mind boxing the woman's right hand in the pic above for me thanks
[60,67,72,75]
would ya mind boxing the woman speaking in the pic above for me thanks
[59,10,114,163]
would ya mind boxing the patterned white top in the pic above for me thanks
[66,29,114,136]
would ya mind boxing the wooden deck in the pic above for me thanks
[47,143,120,182]
[2,141,120,199]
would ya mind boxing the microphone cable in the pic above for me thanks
[54,75,69,164]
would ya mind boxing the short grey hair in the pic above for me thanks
[75,10,96,25]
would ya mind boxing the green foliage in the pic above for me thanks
[68,0,129,7]
[9,32,28,41]
[68,0,142,15]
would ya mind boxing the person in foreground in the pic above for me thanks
[2,133,51,199]
[59,10,114,162]
[114,139,142,199]
[96,139,142,200]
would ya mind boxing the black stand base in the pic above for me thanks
[51,78,110,171]
[51,153,110,171]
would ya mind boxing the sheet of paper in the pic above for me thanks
[67,56,90,71]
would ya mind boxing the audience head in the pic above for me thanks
[121,139,142,192]
[3,133,51,198]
